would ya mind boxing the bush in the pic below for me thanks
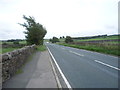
[65,36,73,43]
[2,42,7,45]
[50,37,59,43]
[13,41,19,44]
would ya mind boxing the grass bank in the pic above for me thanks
[59,43,119,56]
[36,44,46,51]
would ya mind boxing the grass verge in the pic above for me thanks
[15,44,47,74]
[15,51,36,75]
[15,69,23,74]
[59,43,120,56]
[36,44,46,51]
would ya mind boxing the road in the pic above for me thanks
[45,43,119,88]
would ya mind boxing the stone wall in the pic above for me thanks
[0,44,2,89]
[1,44,36,83]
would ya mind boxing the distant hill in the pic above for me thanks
[72,34,120,40]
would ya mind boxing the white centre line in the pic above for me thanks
[94,60,120,71]
[69,50,84,56]
[61,48,65,50]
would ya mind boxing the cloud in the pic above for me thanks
[0,0,119,40]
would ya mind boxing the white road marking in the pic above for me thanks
[95,60,120,71]
[61,48,65,50]
[47,47,72,88]
[69,50,84,56]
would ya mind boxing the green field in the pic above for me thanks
[0,40,27,54]
[1,40,47,54]
[57,35,120,56]
[73,35,119,42]
[1,47,21,54]
[19,40,27,44]
[2,40,27,45]
[0,41,2,44]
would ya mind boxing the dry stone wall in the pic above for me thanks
[1,44,36,83]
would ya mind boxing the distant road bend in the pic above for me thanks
[45,43,119,88]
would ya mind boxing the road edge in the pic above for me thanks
[46,46,72,89]
[47,49,62,89]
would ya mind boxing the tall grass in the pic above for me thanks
[59,43,119,56]
[36,45,46,51]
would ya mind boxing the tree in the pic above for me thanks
[50,37,59,43]
[19,15,47,45]
[65,36,73,43]
[49,39,52,42]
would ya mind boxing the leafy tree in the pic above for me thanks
[51,37,59,43]
[49,39,52,42]
[13,41,19,45]
[65,36,73,43]
[19,15,47,45]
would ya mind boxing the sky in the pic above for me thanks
[0,0,119,40]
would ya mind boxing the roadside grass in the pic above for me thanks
[15,50,36,75]
[14,44,46,75]
[15,69,23,74]
[59,43,120,56]
[36,44,46,51]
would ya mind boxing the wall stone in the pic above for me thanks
[2,44,36,83]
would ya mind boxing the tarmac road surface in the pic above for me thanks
[46,43,119,88]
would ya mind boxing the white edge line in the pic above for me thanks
[94,60,120,71]
[47,47,72,88]
[47,49,62,88]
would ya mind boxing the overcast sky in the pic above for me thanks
[0,0,119,40]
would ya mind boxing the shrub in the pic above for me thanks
[13,41,19,44]
[65,36,73,43]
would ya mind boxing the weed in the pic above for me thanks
[36,45,46,51]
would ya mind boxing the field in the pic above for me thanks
[1,47,21,54]
[58,35,120,56]
[73,35,119,42]
[2,40,27,44]
[0,40,27,54]
[1,40,46,54]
